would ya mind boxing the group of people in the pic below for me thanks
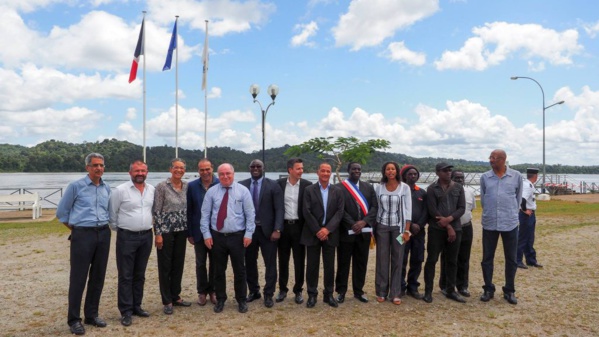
[56,149,542,335]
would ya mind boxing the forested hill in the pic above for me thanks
[1,139,598,174]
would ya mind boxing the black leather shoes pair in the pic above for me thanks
[275,291,287,303]
[336,293,345,303]
[458,288,471,297]
[323,295,338,308]
[246,292,261,302]
[423,292,433,303]
[529,262,543,268]
[173,299,191,307]
[306,295,317,308]
[214,300,225,313]
[407,289,424,300]
[69,321,85,335]
[517,262,529,269]
[133,307,150,317]
[83,317,106,327]
[121,315,132,327]
[354,294,369,303]
[294,293,304,304]
[503,292,518,305]
[238,301,249,313]
[264,296,274,308]
[480,291,494,302]
[446,291,467,303]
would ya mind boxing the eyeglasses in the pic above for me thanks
[172,166,186,170]
[88,163,105,168]
[250,165,263,169]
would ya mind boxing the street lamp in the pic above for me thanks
[250,84,279,168]
[511,76,565,193]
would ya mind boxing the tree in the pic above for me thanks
[284,136,391,182]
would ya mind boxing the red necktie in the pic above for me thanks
[216,187,229,231]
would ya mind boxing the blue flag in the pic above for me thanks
[162,20,177,71]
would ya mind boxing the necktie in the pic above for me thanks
[216,187,229,231]
[252,180,260,219]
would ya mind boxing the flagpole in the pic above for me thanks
[142,11,147,162]
[203,20,209,158]
[175,15,179,158]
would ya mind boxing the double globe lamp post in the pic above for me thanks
[250,84,279,169]
[511,76,565,194]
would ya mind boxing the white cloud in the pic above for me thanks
[1,0,65,13]
[208,87,222,99]
[147,0,276,37]
[435,22,583,71]
[583,21,599,38]
[332,0,439,50]
[126,108,136,120]
[291,21,318,47]
[381,41,426,66]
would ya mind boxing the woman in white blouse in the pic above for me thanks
[374,161,412,305]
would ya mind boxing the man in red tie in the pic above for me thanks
[200,163,255,313]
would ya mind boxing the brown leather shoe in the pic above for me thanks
[209,292,217,305]
[198,293,207,306]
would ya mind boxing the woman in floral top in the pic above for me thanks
[153,158,191,314]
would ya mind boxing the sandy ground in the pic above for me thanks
[1,194,598,336]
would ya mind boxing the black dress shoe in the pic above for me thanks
[323,295,338,308]
[173,299,192,307]
[440,288,448,296]
[517,262,529,269]
[400,289,406,297]
[480,291,494,302]
[133,307,150,317]
[69,321,85,335]
[246,292,261,302]
[275,291,287,303]
[503,292,518,305]
[238,301,248,313]
[446,291,467,303]
[336,293,345,303]
[83,317,106,327]
[406,289,424,300]
[163,305,173,315]
[354,294,369,303]
[458,288,471,297]
[529,262,543,268]
[294,293,304,304]
[120,315,132,327]
[306,295,317,308]
[264,296,274,308]
[214,300,225,313]
[423,292,433,303]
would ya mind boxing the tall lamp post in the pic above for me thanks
[511,76,565,193]
[250,84,279,168]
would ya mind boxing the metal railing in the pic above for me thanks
[0,188,63,209]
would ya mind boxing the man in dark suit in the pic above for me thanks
[187,159,219,306]
[302,162,344,308]
[335,162,378,304]
[240,159,284,308]
[276,158,312,304]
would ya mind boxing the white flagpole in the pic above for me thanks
[175,16,179,158]
[142,11,147,162]
[203,20,209,158]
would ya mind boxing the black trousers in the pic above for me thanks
[116,229,152,316]
[246,227,278,296]
[440,224,473,291]
[156,230,187,305]
[401,231,425,292]
[335,235,370,296]
[194,237,214,295]
[211,230,247,302]
[68,225,111,326]
[277,222,305,294]
[306,242,336,297]
[424,227,462,294]
[481,227,518,294]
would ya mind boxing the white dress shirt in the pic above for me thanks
[284,178,300,220]
[109,180,155,231]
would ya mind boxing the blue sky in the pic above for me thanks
[1,0,598,165]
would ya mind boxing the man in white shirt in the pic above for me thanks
[518,168,543,269]
[109,160,155,326]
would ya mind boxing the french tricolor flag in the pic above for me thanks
[128,19,145,83]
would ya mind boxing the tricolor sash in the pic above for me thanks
[342,180,369,216]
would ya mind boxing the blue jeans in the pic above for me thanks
[481,227,518,294]
[517,212,538,265]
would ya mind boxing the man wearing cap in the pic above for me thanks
[399,164,427,299]
[423,162,466,304]
[480,149,523,305]
[517,168,543,269]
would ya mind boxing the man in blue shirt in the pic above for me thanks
[56,153,111,336]
[479,149,523,305]
[200,163,255,314]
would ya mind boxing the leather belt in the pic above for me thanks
[118,228,152,235]
[74,224,109,231]
[284,219,299,224]
[211,229,244,237]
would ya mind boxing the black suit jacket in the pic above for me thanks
[301,183,344,247]
[277,177,313,225]
[240,177,284,236]
[186,176,219,243]
[336,180,378,243]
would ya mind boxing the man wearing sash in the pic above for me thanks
[335,162,378,303]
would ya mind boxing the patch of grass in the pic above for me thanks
[0,219,68,243]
